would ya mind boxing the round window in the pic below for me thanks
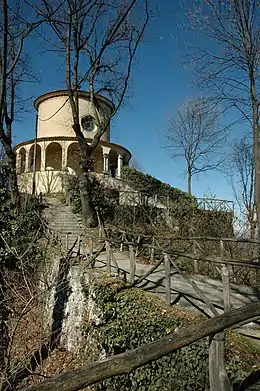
[81,116,95,132]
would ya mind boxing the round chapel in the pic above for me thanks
[14,90,131,194]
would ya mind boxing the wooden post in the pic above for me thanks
[220,240,231,312]
[193,239,198,274]
[209,334,231,391]
[106,240,111,276]
[77,235,81,255]
[65,232,69,251]
[135,235,141,257]
[89,237,94,266]
[129,245,136,284]
[120,232,125,252]
[164,253,171,305]
[222,264,231,312]
[208,240,231,391]
[150,237,155,262]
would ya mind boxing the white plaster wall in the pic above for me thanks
[37,95,111,141]
[18,171,65,194]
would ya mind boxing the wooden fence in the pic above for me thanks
[51,227,260,316]
[42,224,260,391]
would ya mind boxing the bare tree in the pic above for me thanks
[229,135,255,238]
[33,0,149,227]
[185,0,260,235]
[165,98,226,195]
[0,1,41,204]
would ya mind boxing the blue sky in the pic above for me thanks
[12,0,244,203]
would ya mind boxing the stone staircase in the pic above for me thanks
[43,197,83,250]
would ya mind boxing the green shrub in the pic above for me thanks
[83,278,260,391]
[67,175,119,219]
[0,162,44,272]
[87,280,209,391]
[121,166,195,203]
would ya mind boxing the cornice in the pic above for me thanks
[34,90,115,112]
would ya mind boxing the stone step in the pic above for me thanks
[49,216,82,221]
[49,228,83,234]
[48,216,82,222]
[51,219,82,224]
[49,220,82,226]
[43,202,84,251]
[49,222,82,227]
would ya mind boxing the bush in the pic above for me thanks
[86,279,209,391]
[0,161,44,273]
[82,277,259,391]
[121,166,195,203]
[67,174,119,219]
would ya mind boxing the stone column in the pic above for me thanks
[62,144,68,170]
[41,145,46,171]
[25,148,30,172]
[103,153,109,174]
[101,146,111,174]
[117,154,123,178]
[16,151,21,174]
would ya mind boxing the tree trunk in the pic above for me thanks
[7,150,20,205]
[0,267,9,391]
[70,121,98,228]
[251,75,260,240]
[187,167,192,195]
[248,210,255,240]
[78,160,98,228]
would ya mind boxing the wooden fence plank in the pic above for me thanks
[150,237,155,262]
[129,245,136,284]
[135,235,141,257]
[106,240,111,276]
[164,253,171,305]
[220,240,231,313]
[134,257,164,286]
[168,254,218,317]
[65,233,69,251]
[193,239,198,274]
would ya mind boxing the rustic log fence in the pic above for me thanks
[40,224,260,391]
[57,229,260,319]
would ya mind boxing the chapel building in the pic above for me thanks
[14,90,131,194]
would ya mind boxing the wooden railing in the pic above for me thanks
[196,198,234,212]
[40,223,260,391]
[54,227,260,318]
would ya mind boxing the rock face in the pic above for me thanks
[40,256,104,354]
[60,265,87,352]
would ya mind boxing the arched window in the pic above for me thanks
[29,144,41,172]
[67,143,80,174]
[19,148,26,173]
[45,142,62,170]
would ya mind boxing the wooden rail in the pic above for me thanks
[54,228,259,320]
[42,224,259,391]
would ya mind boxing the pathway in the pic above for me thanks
[96,251,260,338]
